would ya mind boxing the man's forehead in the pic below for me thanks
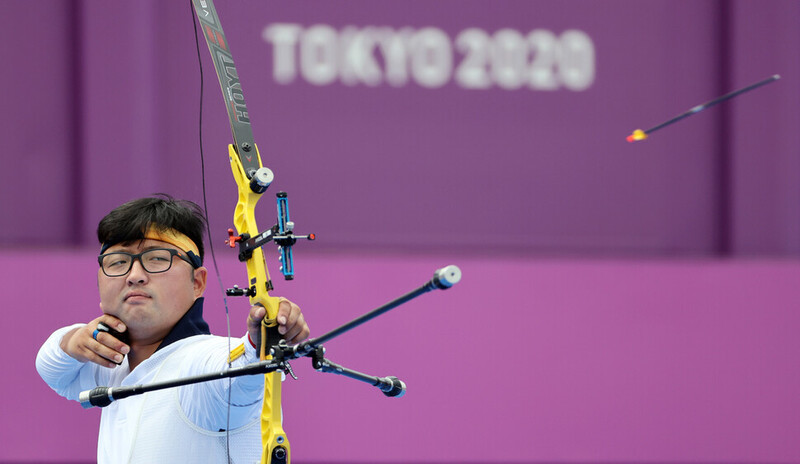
[106,239,180,253]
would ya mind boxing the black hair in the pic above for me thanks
[97,194,207,264]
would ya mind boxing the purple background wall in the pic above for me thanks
[2,0,800,462]
[2,0,799,256]
[4,253,800,463]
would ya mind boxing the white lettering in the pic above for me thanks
[410,28,452,88]
[300,24,338,85]
[558,29,595,91]
[339,26,382,86]
[455,28,491,89]
[376,27,412,87]
[491,28,526,90]
[261,23,596,91]
[527,29,559,90]
[262,24,302,84]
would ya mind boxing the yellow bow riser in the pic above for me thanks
[228,143,290,463]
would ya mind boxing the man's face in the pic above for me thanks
[98,239,207,344]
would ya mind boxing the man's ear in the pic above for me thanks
[193,267,208,298]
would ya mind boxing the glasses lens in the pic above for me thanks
[140,249,174,273]
[100,249,177,277]
[101,253,133,277]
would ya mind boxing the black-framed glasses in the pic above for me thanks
[98,248,196,277]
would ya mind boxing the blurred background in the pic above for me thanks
[1,0,799,462]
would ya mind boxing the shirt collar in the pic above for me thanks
[155,297,211,352]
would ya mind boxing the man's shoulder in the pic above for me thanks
[168,333,225,351]
[168,334,243,363]
[142,334,241,381]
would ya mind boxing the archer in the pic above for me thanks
[35,195,310,463]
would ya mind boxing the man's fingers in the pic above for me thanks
[88,319,129,367]
[93,339,124,365]
[248,304,267,327]
[62,320,128,369]
[80,347,117,369]
[277,297,302,325]
[282,314,309,344]
[277,299,300,332]
[93,322,130,352]
[265,298,310,343]
[93,332,130,356]
[91,333,128,365]
[247,304,267,352]
[73,335,119,369]
[97,315,126,334]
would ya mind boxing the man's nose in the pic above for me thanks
[127,258,149,283]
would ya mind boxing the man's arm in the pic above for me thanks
[182,300,310,431]
[36,324,104,401]
[37,314,130,401]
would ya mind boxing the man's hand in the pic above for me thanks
[247,298,310,350]
[60,316,130,369]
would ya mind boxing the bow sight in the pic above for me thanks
[225,190,316,293]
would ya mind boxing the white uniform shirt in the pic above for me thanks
[36,325,265,463]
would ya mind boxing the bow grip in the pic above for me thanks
[255,295,283,359]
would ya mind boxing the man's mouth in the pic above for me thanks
[125,292,150,301]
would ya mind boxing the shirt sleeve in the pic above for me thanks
[180,334,266,431]
[35,324,104,402]
[230,333,266,404]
